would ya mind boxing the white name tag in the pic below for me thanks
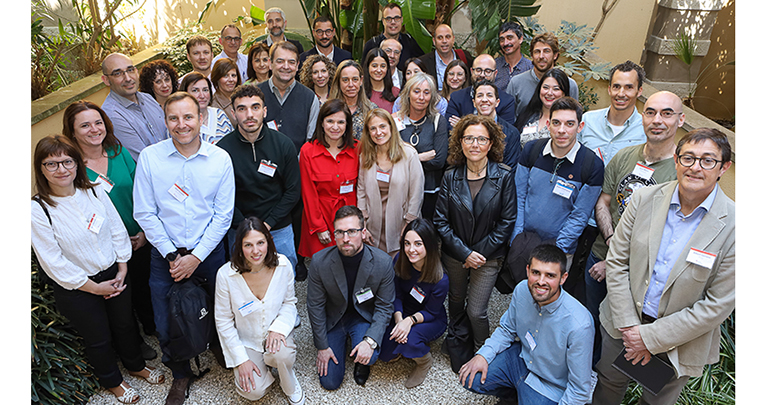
[258,160,277,177]
[525,330,537,351]
[87,213,104,234]
[356,287,374,304]
[168,183,189,202]
[593,147,605,162]
[686,248,717,269]
[410,286,425,303]
[340,182,354,194]
[522,123,538,135]
[96,174,114,193]
[267,120,278,131]
[376,170,390,183]
[238,300,257,317]
[552,181,574,199]
[631,162,655,181]
[393,115,406,132]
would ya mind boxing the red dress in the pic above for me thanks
[299,140,360,257]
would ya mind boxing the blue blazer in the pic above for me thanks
[299,45,353,72]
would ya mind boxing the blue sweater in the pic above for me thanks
[513,139,604,254]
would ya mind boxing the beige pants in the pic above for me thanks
[233,334,299,401]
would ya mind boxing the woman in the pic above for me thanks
[363,48,399,112]
[471,79,522,169]
[392,58,447,116]
[380,219,448,388]
[138,59,178,107]
[299,54,336,104]
[211,58,242,125]
[62,100,158,349]
[215,218,304,404]
[299,99,359,259]
[514,68,570,146]
[31,135,164,404]
[393,73,449,220]
[440,59,471,101]
[246,42,271,84]
[330,60,375,140]
[180,72,234,144]
[434,115,516,350]
[357,108,424,256]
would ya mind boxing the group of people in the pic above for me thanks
[31,3,735,405]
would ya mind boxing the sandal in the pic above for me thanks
[110,381,139,404]
[130,366,166,384]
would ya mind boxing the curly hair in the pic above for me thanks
[447,115,505,165]
[299,54,336,91]
[138,59,178,98]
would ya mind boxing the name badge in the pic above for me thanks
[87,213,104,234]
[356,287,374,304]
[96,174,114,193]
[522,123,537,135]
[552,180,574,199]
[376,170,390,183]
[686,248,717,269]
[258,160,277,177]
[168,183,189,202]
[340,181,355,194]
[631,162,655,181]
[393,114,406,132]
[525,330,537,351]
[593,147,604,162]
[410,286,425,303]
[267,120,278,131]
[238,300,257,317]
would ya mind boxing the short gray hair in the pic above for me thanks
[265,7,286,20]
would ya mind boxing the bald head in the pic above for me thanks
[381,38,402,68]
[433,24,455,58]
[101,53,139,102]
[471,54,497,83]
[101,53,131,75]
[642,91,685,143]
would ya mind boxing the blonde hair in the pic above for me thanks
[358,108,406,169]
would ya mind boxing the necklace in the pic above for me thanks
[409,114,428,146]
[467,159,488,176]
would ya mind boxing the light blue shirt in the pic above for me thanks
[133,138,235,261]
[477,280,594,405]
[435,50,456,91]
[643,184,719,318]
[101,91,168,161]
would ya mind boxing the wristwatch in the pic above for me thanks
[165,252,178,262]
[363,336,378,350]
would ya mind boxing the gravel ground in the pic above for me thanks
[87,279,511,405]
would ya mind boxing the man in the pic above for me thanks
[216,85,301,271]
[418,24,472,91]
[263,8,304,55]
[185,36,214,78]
[380,38,403,88]
[512,97,604,270]
[362,2,424,71]
[133,92,235,405]
[592,128,734,404]
[299,15,352,70]
[446,54,518,128]
[101,53,168,161]
[212,24,249,83]
[459,244,594,404]
[506,33,579,118]
[471,79,521,169]
[494,21,533,92]
[307,205,395,390]
[583,90,684,366]
[257,41,320,155]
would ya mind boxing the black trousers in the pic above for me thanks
[128,242,155,334]
[53,263,145,388]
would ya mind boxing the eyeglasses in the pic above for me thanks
[42,159,76,172]
[643,109,681,119]
[314,29,334,36]
[472,67,496,76]
[462,136,490,145]
[108,66,137,78]
[223,36,242,42]
[333,228,363,238]
[677,155,722,170]
[383,16,402,23]
[382,48,401,56]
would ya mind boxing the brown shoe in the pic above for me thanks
[405,352,433,388]
[165,377,191,405]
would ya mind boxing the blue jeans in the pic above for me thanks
[228,224,297,273]
[318,313,379,390]
[583,251,606,367]
[149,241,225,378]
[465,341,557,405]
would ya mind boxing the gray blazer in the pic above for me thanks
[307,244,395,350]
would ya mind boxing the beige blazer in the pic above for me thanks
[599,181,735,378]
[357,143,424,253]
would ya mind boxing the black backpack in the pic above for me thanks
[166,277,214,362]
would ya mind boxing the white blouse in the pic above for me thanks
[214,254,297,367]
[31,187,132,290]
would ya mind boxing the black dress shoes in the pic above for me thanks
[353,363,370,386]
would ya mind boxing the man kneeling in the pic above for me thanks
[459,244,594,404]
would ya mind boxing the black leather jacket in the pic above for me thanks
[433,162,517,263]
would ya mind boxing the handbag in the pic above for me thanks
[442,310,475,373]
